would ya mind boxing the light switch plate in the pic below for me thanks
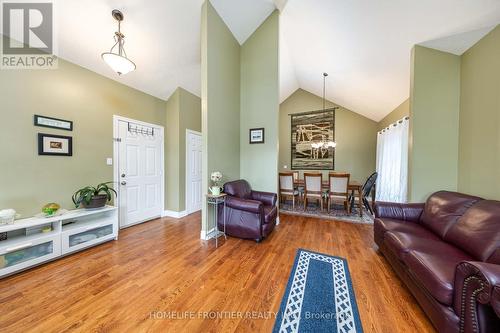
[106,158,113,166]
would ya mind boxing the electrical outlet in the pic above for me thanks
[106,158,113,166]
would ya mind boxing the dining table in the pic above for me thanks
[293,179,375,217]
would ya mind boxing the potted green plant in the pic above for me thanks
[72,182,117,209]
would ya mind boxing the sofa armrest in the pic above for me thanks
[493,285,500,318]
[374,202,424,222]
[251,191,277,207]
[454,261,500,332]
[226,196,263,214]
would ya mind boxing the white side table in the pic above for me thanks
[206,193,227,248]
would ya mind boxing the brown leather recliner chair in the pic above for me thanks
[218,180,277,242]
[374,191,500,333]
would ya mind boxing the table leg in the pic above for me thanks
[215,202,218,248]
[223,200,227,240]
[358,188,363,217]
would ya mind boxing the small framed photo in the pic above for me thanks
[38,133,73,156]
[249,128,265,144]
[34,115,73,131]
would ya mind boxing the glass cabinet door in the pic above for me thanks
[68,225,113,247]
[0,241,54,269]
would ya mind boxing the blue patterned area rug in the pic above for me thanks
[273,249,363,333]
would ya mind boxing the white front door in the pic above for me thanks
[186,130,202,214]
[117,119,163,228]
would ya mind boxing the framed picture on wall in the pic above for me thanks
[34,115,73,131]
[249,128,265,144]
[38,133,73,156]
[291,109,335,170]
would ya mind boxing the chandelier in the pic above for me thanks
[101,10,136,76]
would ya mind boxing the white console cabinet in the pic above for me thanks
[0,206,118,278]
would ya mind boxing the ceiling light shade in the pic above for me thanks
[102,52,136,75]
[101,10,136,75]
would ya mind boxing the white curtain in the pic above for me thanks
[376,118,409,203]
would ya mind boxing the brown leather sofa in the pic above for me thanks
[374,191,500,333]
[218,180,277,242]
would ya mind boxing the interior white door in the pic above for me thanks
[186,131,202,214]
[118,120,163,228]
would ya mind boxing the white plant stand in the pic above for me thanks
[0,206,118,278]
[206,193,227,248]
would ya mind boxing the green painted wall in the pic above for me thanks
[165,87,202,212]
[378,99,409,131]
[409,46,461,202]
[240,11,279,193]
[165,90,181,212]
[458,25,500,200]
[178,88,202,211]
[201,1,241,233]
[0,58,165,217]
[279,89,378,183]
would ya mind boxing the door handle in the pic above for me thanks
[121,181,127,185]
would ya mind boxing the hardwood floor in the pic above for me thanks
[0,213,435,333]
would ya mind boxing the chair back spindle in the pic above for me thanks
[362,172,378,198]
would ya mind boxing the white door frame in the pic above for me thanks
[185,129,202,215]
[113,115,165,228]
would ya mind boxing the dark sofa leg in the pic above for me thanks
[255,238,262,243]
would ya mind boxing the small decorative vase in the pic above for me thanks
[210,186,221,196]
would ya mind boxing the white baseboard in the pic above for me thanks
[162,210,188,219]
[200,227,217,240]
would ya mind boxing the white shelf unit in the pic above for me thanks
[0,206,118,278]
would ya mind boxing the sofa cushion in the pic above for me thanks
[420,191,482,238]
[384,229,441,260]
[444,200,500,264]
[263,206,277,224]
[224,180,252,199]
[374,218,424,240]
[374,202,424,222]
[404,247,473,305]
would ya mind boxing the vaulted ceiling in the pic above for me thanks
[277,0,500,121]
[41,1,500,120]
[55,0,204,100]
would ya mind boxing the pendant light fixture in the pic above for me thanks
[311,73,337,150]
[322,72,336,148]
[101,10,136,75]
[322,72,328,111]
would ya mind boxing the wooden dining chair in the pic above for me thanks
[304,173,323,211]
[292,171,304,200]
[279,172,299,210]
[327,172,351,213]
